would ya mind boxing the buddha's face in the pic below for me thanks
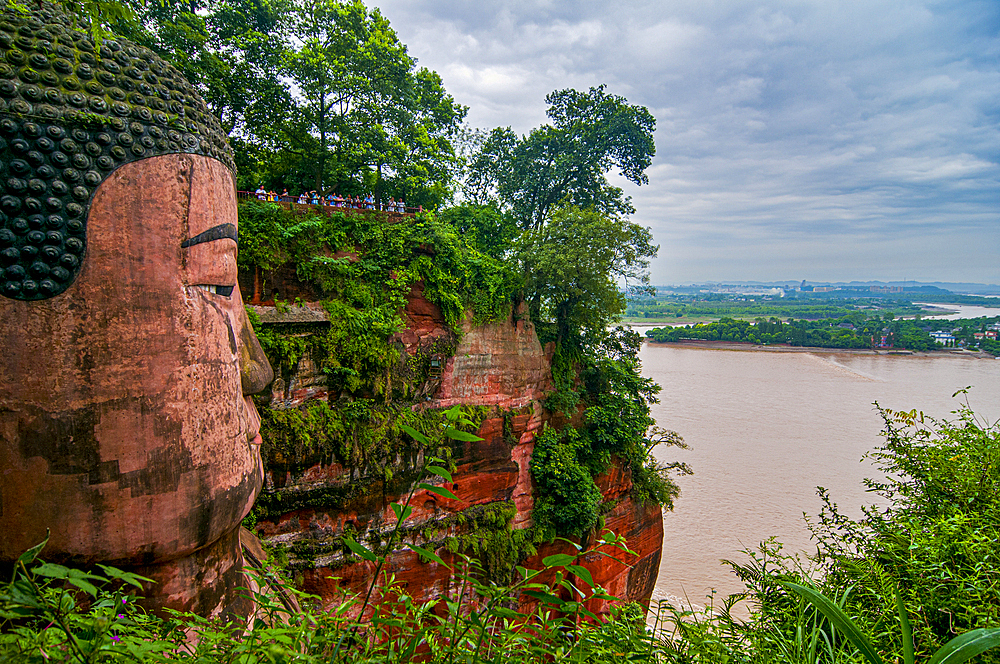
[0,153,273,568]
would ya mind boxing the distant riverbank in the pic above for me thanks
[643,338,996,358]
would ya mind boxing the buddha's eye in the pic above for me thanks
[195,284,234,297]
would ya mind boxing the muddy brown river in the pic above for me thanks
[640,343,1000,610]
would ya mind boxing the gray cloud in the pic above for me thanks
[374,0,1000,283]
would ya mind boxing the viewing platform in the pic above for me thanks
[236,190,419,219]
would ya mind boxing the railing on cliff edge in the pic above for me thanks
[236,190,420,218]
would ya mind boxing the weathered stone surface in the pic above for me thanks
[251,286,663,619]
[393,281,453,349]
[268,352,330,408]
[429,303,552,410]
[253,304,331,324]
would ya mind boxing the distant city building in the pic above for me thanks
[812,286,836,292]
[870,286,904,293]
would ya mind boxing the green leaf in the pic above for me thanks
[418,483,458,501]
[781,582,883,664]
[67,577,100,597]
[523,590,565,606]
[542,553,576,568]
[0,607,33,619]
[96,565,154,589]
[400,424,429,445]
[408,545,450,569]
[344,537,379,563]
[16,533,49,567]
[492,606,522,620]
[390,502,413,522]
[443,428,483,442]
[566,565,595,588]
[928,629,1000,664]
[32,563,71,579]
[426,465,453,483]
[68,568,106,582]
[58,593,74,612]
[9,580,41,608]
[895,585,914,664]
[591,592,622,602]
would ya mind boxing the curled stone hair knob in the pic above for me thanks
[0,2,234,301]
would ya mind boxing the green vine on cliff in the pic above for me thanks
[259,401,490,472]
[438,502,543,585]
[531,328,692,540]
[238,201,519,332]
[240,202,519,402]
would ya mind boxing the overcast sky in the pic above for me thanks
[373,0,999,285]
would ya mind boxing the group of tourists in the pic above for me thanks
[254,186,408,214]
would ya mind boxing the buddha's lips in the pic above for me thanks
[249,432,262,447]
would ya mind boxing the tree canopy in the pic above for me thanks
[466,85,656,229]
[270,0,465,204]
[517,205,657,346]
[113,0,289,152]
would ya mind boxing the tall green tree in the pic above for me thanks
[467,86,656,229]
[111,0,290,188]
[277,0,465,204]
[517,205,657,346]
[436,204,518,260]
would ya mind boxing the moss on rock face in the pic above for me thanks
[238,201,518,334]
[439,501,543,585]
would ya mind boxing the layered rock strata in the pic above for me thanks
[248,283,663,616]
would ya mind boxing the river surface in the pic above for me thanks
[917,303,1000,320]
[640,344,1000,611]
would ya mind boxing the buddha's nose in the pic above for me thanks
[237,305,274,395]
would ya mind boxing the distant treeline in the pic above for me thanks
[626,295,924,321]
[645,316,936,350]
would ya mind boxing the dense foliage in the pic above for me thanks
[530,328,690,539]
[267,0,465,203]
[519,206,657,346]
[237,201,519,475]
[465,86,656,229]
[240,200,517,347]
[646,316,936,351]
[240,197,680,542]
[626,293,925,321]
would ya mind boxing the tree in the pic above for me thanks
[517,205,657,347]
[36,0,138,39]
[111,0,291,189]
[467,86,656,229]
[276,0,465,203]
[436,204,518,260]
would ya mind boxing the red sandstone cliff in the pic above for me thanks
[249,282,663,617]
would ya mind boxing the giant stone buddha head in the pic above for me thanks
[0,4,273,617]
